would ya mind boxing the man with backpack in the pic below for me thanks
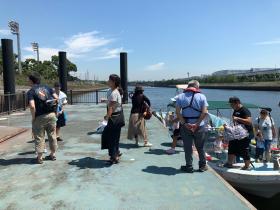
[27,73,58,164]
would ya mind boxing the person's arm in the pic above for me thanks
[29,99,36,122]
[105,101,116,120]
[195,106,208,126]
[233,116,252,125]
[144,95,151,106]
[176,106,185,125]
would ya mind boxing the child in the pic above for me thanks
[213,135,223,159]
[166,112,182,155]
[255,133,265,162]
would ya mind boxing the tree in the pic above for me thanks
[51,55,77,77]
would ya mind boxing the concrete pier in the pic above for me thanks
[0,105,255,209]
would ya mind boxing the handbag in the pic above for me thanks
[141,101,152,120]
[108,109,125,128]
[223,124,249,141]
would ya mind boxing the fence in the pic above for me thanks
[0,92,27,114]
[68,89,108,104]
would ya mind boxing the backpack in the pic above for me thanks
[34,86,57,113]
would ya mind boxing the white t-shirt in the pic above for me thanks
[58,91,67,105]
[254,116,275,140]
[107,88,122,112]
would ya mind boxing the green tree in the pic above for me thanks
[51,55,77,77]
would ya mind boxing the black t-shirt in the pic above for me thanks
[232,106,253,133]
[131,93,151,114]
[27,84,55,117]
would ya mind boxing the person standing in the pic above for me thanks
[54,82,67,142]
[176,80,208,173]
[127,85,152,147]
[102,74,125,164]
[224,97,253,170]
[254,108,276,162]
[27,73,58,164]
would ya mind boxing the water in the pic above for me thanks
[141,86,280,126]
[139,86,280,210]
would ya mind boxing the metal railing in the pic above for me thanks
[0,92,27,114]
[0,89,123,114]
[68,89,108,104]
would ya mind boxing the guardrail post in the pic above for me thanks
[70,90,73,105]
[22,91,26,110]
[96,90,98,105]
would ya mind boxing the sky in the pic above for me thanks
[1,0,280,81]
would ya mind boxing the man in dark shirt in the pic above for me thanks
[224,97,253,170]
[27,73,58,164]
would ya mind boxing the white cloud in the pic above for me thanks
[0,29,10,36]
[254,39,280,45]
[22,31,124,61]
[24,46,60,61]
[145,62,165,71]
[65,31,113,55]
[94,47,124,60]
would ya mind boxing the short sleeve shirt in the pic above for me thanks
[107,88,122,112]
[232,106,253,133]
[254,116,274,140]
[27,84,54,117]
[176,92,208,126]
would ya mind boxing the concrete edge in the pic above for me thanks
[0,128,28,144]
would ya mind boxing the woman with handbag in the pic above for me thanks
[127,85,152,147]
[102,74,125,164]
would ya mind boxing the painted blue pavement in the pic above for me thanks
[0,104,255,209]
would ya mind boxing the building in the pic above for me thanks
[212,68,280,77]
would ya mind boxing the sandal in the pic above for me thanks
[223,162,233,168]
[45,155,57,161]
[35,157,43,164]
[241,165,251,170]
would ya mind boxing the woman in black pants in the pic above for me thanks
[102,74,124,164]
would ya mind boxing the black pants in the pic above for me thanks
[255,147,264,160]
[108,127,121,159]
[228,137,251,161]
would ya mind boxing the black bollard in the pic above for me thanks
[1,39,15,113]
[1,39,15,94]
[120,52,128,104]
[58,51,68,93]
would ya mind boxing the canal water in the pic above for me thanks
[139,86,280,210]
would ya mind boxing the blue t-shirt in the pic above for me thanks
[176,92,208,126]
[27,84,55,117]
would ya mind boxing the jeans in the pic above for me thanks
[180,126,206,168]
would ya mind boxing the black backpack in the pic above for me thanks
[34,86,57,113]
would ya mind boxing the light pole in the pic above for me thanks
[31,42,39,62]
[8,21,22,75]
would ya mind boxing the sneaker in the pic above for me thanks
[43,148,48,154]
[198,165,208,172]
[166,148,176,155]
[143,142,152,147]
[180,165,194,173]
[176,140,184,147]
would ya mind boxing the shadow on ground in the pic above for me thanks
[18,151,35,155]
[142,165,183,176]
[0,158,35,166]
[160,142,172,147]
[68,157,110,169]
[119,143,139,150]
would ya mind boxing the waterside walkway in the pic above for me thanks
[0,104,255,209]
